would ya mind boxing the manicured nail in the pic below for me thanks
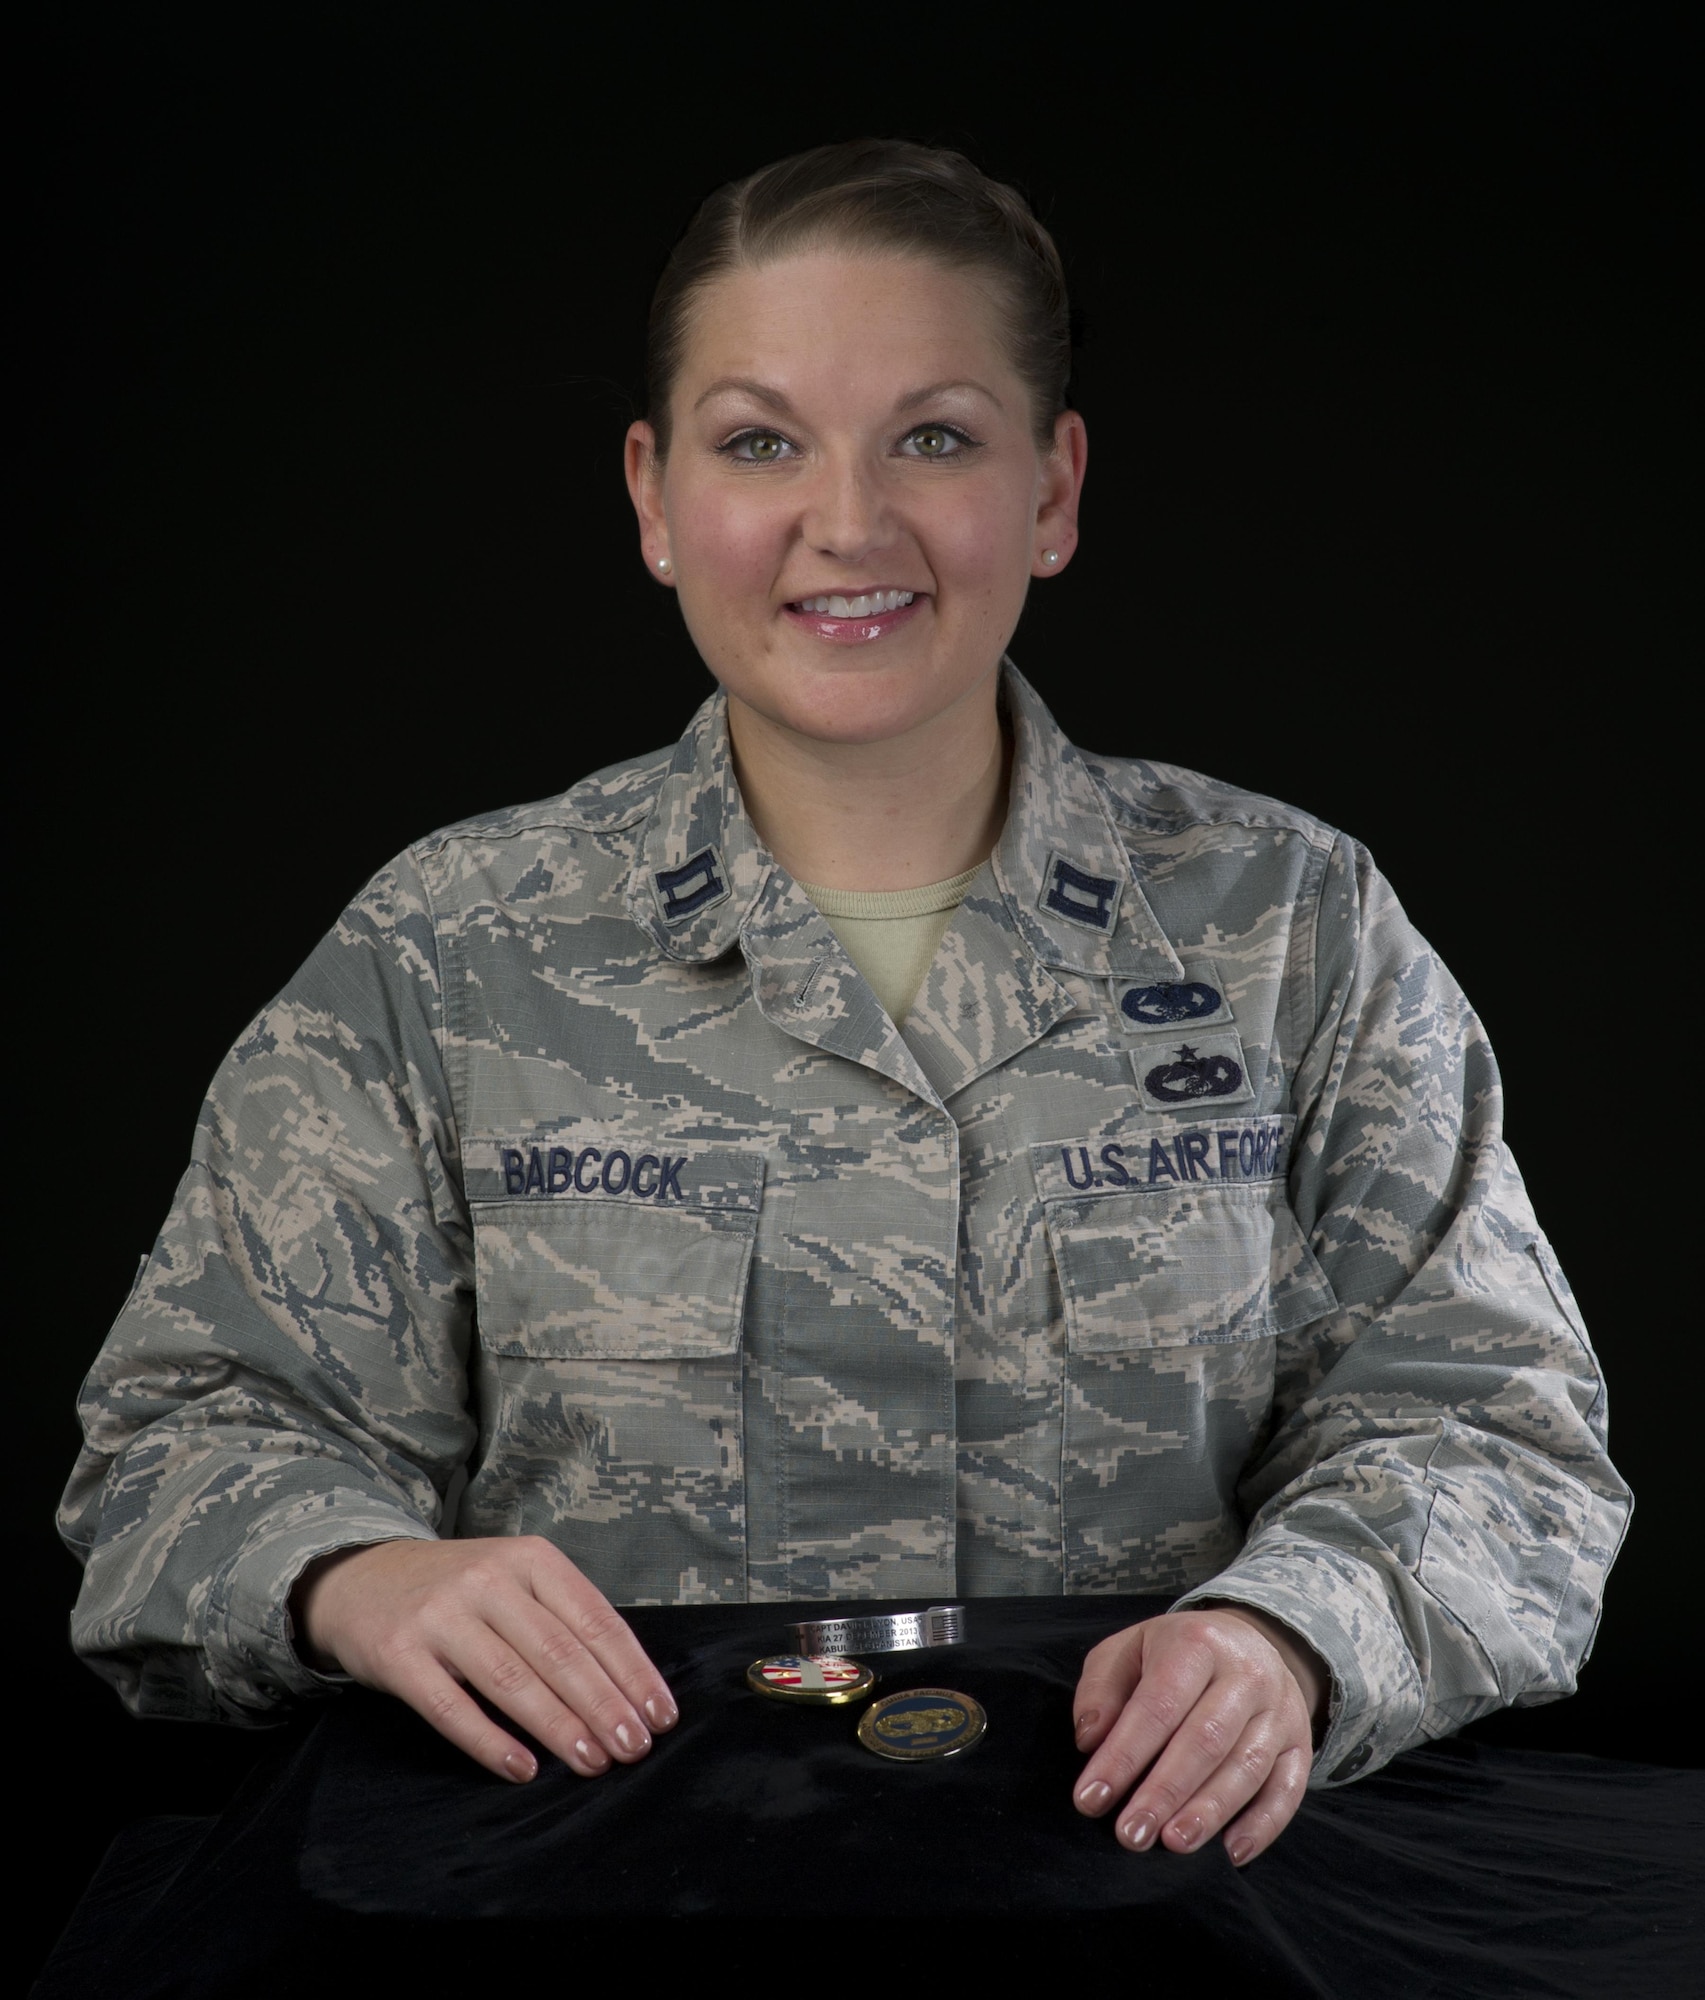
[1170,1815,1204,1850]
[575,1738,609,1773]
[614,1722,650,1755]
[645,1695,678,1730]
[1074,1709,1099,1741]
[1120,1810,1160,1850]
[1076,1780,1113,1812]
[1228,1837,1254,1867]
[503,1750,537,1783]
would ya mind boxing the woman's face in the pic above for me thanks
[626,250,1086,751]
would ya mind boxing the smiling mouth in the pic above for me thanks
[788,589,916,616]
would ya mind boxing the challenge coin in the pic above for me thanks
[746,1654,876,1706]
[856,1687,987,1761]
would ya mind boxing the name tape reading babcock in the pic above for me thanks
[501,1145,689,1201]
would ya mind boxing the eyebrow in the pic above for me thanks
[896,378,1006,414]
[692,375,1006,415]
[693,376,793,415]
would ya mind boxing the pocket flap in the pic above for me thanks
[474,1197,758,1359]
[1044,1184,1335,1352]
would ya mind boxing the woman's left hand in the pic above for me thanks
[1071,1605,1327,1866]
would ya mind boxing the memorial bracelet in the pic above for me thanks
[788,1605,966,1657]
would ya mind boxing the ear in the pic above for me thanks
[624,421,675,584]
[1031,409,1089,577]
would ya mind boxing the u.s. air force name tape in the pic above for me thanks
[788,1605,965,1657]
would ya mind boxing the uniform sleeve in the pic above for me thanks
[1173,833,1631,1785]
[57,849,476,1723]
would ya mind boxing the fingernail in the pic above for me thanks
[1076,1780,1113,1812]
[1074,1709,1099,1741]
[1228,1837,1254,1867]
[1170,1815,1204,1850]
[503,1750,537,1783]
[645,1695,678,1731]
[614,1722,650,1756]
[1120,1810,1160,1850]
[575,1738,609,1774]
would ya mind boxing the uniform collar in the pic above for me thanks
[625,690,772,962]
[992,667,1183,980]
[626,662,1183,983]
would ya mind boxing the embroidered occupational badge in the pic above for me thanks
[857,1688,987,1761]
[1120,978,1224,1027]
[1134,1028,1256,1108]
[745,1655,876,1706]
[1144,1042,1243,1102]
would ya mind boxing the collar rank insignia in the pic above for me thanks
[746,1655,876,1706]
[1042,854,1122,934]
[655,846,729,924]
[857,1687,987,1761]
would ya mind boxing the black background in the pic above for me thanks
[20,4,1698,1978]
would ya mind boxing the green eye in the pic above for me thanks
[745,433,784,459]
[903,424,974,459]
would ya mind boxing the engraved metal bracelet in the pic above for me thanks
[789,1605,966,1657]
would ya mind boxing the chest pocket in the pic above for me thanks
[1031,1128,1334,1594]
[1044,1179,1332,1352]
[462,1149,764,1605]
[474,1198,757,1359]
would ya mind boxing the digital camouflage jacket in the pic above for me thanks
[60,666,1629,1786]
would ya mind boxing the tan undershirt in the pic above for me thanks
[798,864,982,1027]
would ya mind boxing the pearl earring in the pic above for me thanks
[656,557,672,573]
[1042,549,1060,566]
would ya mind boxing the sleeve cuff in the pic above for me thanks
[202,1487,437,1715]
[1173,1538,1426,1786]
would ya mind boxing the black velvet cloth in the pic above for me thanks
[36,1597,1703,1997]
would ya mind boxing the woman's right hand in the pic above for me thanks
[290,1536,678,1784]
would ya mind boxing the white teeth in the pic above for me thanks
[798,590,914,616]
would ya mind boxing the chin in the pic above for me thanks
[726,635,1001,748]
[758,672,973,748]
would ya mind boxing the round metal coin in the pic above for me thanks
[746,1654,876,1706]
[856,1687,987,1761]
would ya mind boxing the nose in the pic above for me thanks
[800,452,898,567]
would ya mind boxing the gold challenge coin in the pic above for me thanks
[856,1687,987,1761]
[746,1655,877,1706]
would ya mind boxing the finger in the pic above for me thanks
[1221,1744,1313,1865]
[1074,1634,1218,1819]
[1105,1678,1260,1850]
[1071,1626,1148,1756]
[496,1593,657,1764]
[447,1617,623,1776]
[382,1648,584,1784]
[1151,1711,1283,1854]
[526,1550,680,1734]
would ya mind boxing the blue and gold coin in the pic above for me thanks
[856,1687,986,1760]
[746,1654,876,1705]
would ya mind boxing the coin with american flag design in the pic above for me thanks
[745,1654,877,1705]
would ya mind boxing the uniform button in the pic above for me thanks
[1328,1740,1373,1782]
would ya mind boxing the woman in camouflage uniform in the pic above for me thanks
[61,141,1628,1870]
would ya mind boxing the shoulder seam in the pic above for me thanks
[404,783,670,863]
[1084,755,1341,853]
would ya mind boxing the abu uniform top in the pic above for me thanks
[60,665,1629,1788]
